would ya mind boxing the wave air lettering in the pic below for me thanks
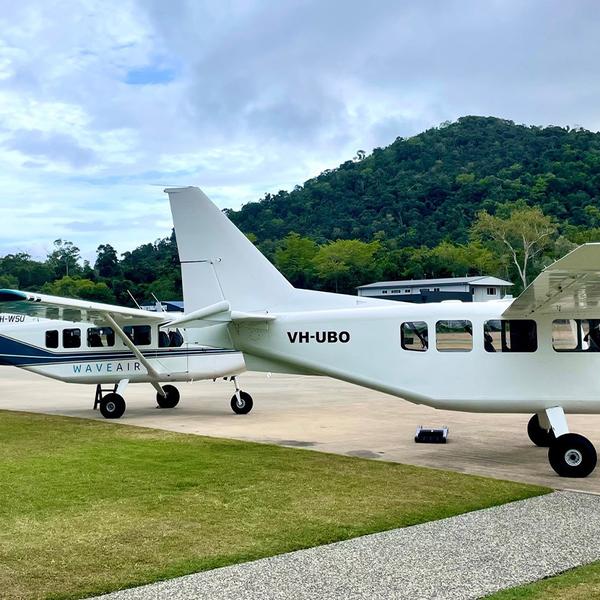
[72,362,142,374]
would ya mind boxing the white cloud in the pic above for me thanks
[0,0,599,261]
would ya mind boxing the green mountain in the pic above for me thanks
[229,116,600,248]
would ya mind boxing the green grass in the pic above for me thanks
[0,411,549,600]
[487,561,600,599]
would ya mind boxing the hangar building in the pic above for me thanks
[357,276,513,303]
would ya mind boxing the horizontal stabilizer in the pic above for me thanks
[166,300,276,329]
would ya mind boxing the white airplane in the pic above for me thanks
[1,187,600,479]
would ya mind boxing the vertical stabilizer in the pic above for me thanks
[166,187,294,312]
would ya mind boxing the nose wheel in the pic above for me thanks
[228,376,253,414]
[231,391,253,415]
[94,382,127,419]
[99,393,126,419]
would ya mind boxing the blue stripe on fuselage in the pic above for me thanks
[0,334,235,367]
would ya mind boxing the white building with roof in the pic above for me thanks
[357,276,513,303]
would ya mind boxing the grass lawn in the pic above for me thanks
[487,561,600,599]
[0,411,549,600]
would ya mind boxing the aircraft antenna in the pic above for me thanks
[151,293,167,312]
[127,290,142,310]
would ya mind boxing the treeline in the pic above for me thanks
[0,234,181,306]
[2,116,600,302]
[0,201,586,302]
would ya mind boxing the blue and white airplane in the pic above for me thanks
[0,303,250,418]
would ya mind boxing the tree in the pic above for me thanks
[274,233,318,288]
[428,241,503,278]
[312,239,380,293]
[41,276,116,303]
[146,276,181,302]
[471,204,557,288]
[0,274,18,289]
[46,239,82,279]
[95,244,120,278]
[0,252,53,290]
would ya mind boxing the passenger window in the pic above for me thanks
[401,321,428,352]
[124,325,152,346]
[552,319,600,351]
[87,327,115,348]
[63,328,81,349]
[45,330,58,349]
[484,320,537,352]
[436,320,473,352]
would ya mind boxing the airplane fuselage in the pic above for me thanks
[0,320,246,385]
[229,299,600,414]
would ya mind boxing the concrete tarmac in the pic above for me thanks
[1,368,599,492]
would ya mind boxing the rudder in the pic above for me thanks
[166,187,294,312]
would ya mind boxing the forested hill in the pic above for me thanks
[228,116,600,247]
[3,116,600,303]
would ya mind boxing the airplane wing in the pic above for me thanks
[0,289,168,325]
[503,243,600,318]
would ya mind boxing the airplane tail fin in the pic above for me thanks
[166,187,294,312]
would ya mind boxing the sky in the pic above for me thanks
[1,0,599,262]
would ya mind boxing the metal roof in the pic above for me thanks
[357,276,513,289]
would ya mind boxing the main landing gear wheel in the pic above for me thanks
[527,414,556,447]
[231,391,253,415]
[100,393,126,419]
[548,433,597,478]
[156,385,180,409]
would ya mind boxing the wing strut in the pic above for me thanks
[103,313,165,397]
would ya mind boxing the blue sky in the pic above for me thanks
[1,0,599,262]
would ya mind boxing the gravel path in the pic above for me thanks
[93,491,600,600]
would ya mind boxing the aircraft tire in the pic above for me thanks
[527,414,555,447]
[100,393,126,419]
[548,433,597,478]
[231,391,253,415]
[157,385,180,408]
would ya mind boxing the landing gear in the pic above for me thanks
[231,391,253,415]
[156,384,180,409]
[527,414,555,447]
[229,376,253,414]
[548,434,597,478]
[537,406,597,478]
[100,393,126,419]
[94,381,128,419]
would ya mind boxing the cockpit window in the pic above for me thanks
[401,321,428,352]
[484,320,537,352]
[552,319,600,351]
[123,325,152,346]
[45,330,59,349]
[436,320,473,352]
[87,327,115,348]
